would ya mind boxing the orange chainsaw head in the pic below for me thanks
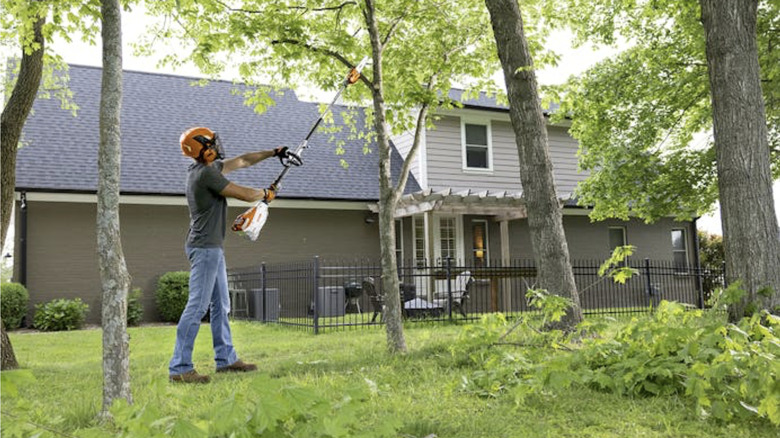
[180,127,224,163]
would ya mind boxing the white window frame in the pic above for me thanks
[671,228,689,271]
[413,215,427,267]
[433,214,464,264]
[460,117,493,172]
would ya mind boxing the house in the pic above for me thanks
[13,65,701,323]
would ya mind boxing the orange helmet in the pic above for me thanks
[180,127,224,163]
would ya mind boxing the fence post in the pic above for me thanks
[446,257,453,320]
[644,258,653,310]
[722,260,728,289]
[313,256,320,335]
[261,262,267,322]
[694,262,705,310]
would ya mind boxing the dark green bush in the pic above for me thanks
[1,282,30,330]
[156,271,190,322]
[127,288,143,326]
[33,298,89,331]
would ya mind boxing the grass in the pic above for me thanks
[3,320,777,437]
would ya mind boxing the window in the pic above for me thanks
[472,220,489,268]
[439,217,457,262]
[609,227,627,265]
[413,216,426,267]
[462,121,491,170]
[609,227,626,252]
[671,229,688,271]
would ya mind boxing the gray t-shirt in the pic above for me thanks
[186,161,230,248]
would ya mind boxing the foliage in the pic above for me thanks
[4,322,776,437]
[140,0,503,134]
[453,293,779,425]
[543,0,779,222]
[155,271,189,323]
[0,282,29,330]
[597,245,639,284]
[32,298,88,331]
[0,0,105,116]
[75,375,399,438]
[698,230,724,269]
[126,287,143,326]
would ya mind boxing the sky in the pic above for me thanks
[2,5,780,266]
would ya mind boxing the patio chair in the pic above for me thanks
[433,270,472,317]
[362,276,384,323]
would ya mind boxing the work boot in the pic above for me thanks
[169,369,211,384]
[216,359,258,373]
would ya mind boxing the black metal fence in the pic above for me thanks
[226,258,726,333]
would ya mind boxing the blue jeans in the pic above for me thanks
[169,246,238,375]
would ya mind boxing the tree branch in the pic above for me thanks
[213,0,356,15]
[381,6,410,47]
[270,39,374,88]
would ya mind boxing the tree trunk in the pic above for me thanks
[1,320,19,370]
[98,0,132,413]
[1,11,44,251]
[485,0,583,329]
[365,0,407,354]
[700,0,780,320]
[1,5,45,373]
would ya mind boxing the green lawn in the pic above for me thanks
[3,321,776,437]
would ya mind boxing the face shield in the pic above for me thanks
[193,133,225,161]
[210,133,225,160]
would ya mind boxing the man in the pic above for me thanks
[169,126,294,383]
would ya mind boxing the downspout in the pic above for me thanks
[692,217,704,309]
[19,191,27,287]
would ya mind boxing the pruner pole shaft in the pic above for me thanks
[272,57,370,188]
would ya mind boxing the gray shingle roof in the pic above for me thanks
[16,65,419,201]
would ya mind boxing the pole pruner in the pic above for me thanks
[232,57,370,241]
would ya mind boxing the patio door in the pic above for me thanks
[433,215,464,265]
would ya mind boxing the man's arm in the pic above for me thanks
[220,182,270,203]
[221,150,275,174]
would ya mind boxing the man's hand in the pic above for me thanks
[273,146,303,167]
[263,184,278,202]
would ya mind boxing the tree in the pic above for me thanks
[97,0,132,413]
[700,0,779,318]
[485,0,582,329]
[1,0,104,372]
[1,0,45,372]
[144,0,499,353]
[549,0,779,318]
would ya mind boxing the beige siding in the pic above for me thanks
[390,130,420,185]
[17,200,380,324]
[425,115,588,197]
[507,215,697,263]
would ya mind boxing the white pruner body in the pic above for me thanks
[231,201,269,241]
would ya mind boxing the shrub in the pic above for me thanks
[33,298,89,331]
[1,282,29,330]
[156,271,190,322]
[127,288,143,326]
